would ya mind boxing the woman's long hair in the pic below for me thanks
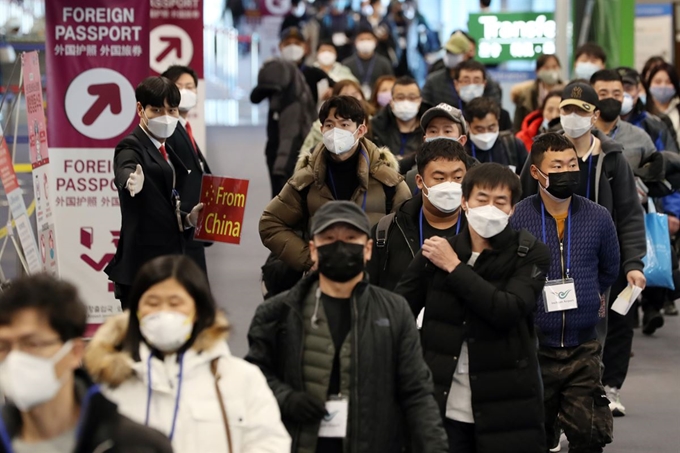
[644,62,680,115]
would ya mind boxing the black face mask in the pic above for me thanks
[541,170,581,200]
[599,98,622,122]
[317,241,366,283]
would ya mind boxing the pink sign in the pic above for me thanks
[150,0,204,78]
[22,52,48,167]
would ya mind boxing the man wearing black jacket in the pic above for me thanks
[368,138,470,291]
[396,163,550,453]
[162,65,212,275]
[247,201,448,453]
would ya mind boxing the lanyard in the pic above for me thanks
[354,55,376,86]
[541,203,572,279]
[327,149,369,211]
[145,352,185,440]
[450,80,463,111]
[399,134,407,156]
[419,207,462,247]
[583,136,595,200]
[470,143,493,162]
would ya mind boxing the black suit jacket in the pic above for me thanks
[165,121,211,212]
[105,126,190,285]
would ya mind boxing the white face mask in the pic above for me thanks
[560,112,593,139]
[0,340,73,411]
[444,52,465,69]
[281,44,305,62]
[139,311,194,352]
[469,131,499,151]
[323,127,359,155]
[459,84,485,103]
[423,181,462,213]
[621,93,634,116]
[574,62,601,81]
[144,111,179,139]
[317,50,337,67]
[356,40,376,55]
[392,100,420,121]
[465,203,510,238]
[179,89,197,112]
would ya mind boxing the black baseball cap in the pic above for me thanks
[617,67,641,86]
[560,82,599,112]
[310,201,371,236]
[420,103,468,135]
[280,26,305,42]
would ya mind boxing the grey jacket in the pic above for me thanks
[601,120,656,170]
[341,53,394,92]
[422,68,503,108]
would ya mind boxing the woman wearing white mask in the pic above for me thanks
[313,42,358,83]
[395,163,551,453]
[511,54,564,132]
[105,77,202,311]
[87,255,291,453]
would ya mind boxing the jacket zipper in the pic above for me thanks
[558,224,566,348]
[283,299,306,452]
[395,218,415,257]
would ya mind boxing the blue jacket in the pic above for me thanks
[511,194,620,348]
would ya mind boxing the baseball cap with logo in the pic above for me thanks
[420,103,468,135]
[559,82,599,112]
[444,31,472,55]
[617,67,641,86]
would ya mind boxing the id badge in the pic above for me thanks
[173,190,183,232]
[543,279,578,312]
[318,395,348,438]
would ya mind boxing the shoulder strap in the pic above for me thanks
[500,131,518,168]
[210,358,234,453]
[517,229,537,258]
[376,212,396,248]
[383,183,396,213]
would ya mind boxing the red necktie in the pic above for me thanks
[159,144,168,161]
[185,121,198,154]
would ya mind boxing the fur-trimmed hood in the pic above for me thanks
[84,311,230,388]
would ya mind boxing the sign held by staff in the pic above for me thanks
[194,176,249,244]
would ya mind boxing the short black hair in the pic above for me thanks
[530,132,576,166]
[391,75,419,95]
[161,65,199,87]
[319,96,366,125]
[589,69,622,86]
[136,76,181,108]
[455,60,486,81]
[536,54,560,71]
[463,97,500,122]
[123,255,219,361]
[462,162,522,206]
[575,42,607,65]
[417,139,470,175]
[317,40,336,52]
[0,275,87,341]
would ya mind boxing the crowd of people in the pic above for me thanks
[0,1,678,452]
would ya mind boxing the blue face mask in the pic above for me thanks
[650,86,677,104]
[425,136,460,143]
[639,92,647,106]
[573,62,601,81]
[459,84,485,103]
[541,118,550,131]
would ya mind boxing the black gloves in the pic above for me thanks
[285,392,327,423]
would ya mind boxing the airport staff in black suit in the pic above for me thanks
[162,65,212,275]
[105,77,203,309]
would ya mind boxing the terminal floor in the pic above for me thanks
[205,125,680,452]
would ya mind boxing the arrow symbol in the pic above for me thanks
[156,36,182,63]
[83,83,121,126]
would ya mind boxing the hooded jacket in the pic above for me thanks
[259,137,412,272]
[0,369,173,453]
[516,109,545,151]
[84,312,291,453]
[510,79,564,132]
[245,272,449,453]
[519,130,646,275]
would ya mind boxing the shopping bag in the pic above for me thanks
[642,201,675,289]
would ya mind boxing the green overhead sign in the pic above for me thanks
[468,12,556,64]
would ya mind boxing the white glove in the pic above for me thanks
[126,165,144,197]
[187,203,204,228]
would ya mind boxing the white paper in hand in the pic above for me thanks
[611,285,643,316]
[318,400,348,438]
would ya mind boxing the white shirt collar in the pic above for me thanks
[140,125,162,150]
[178,116,187,127]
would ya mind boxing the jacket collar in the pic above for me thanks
[529,192,583,216]
[283,271,371,314]
[453,223,516,264]
[132,125,175,191]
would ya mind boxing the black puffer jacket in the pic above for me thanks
[395,226,550,453]
[245,272,448,453]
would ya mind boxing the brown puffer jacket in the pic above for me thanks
[259,137,411,271]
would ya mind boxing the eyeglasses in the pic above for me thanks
[393,95,421,102]
[0,337,62,361]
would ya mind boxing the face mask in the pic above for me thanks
[144,111,179,139]
[317,241,366,282]
[423,181,462,213]
[392,100,420,121]
[139,311,194,352]
[356,40,376,55]
[444,52,465,69]
[621,93,634,115]
[650,85,677,104]
[537,69,560,85]
[293,1,306,17]
[465,203,510,239]
[560,112,593,139]
[179,89,197,112]
[541,118,550,131]
[574,62,601,81]
[537,168,580,200]
[281,44,305,62]
[361,5,373,15]
[425,135,460,143]
[598,98,622,122]
[469,131,499,151]
[323,127,359,155]
[639,92,647,105]
[377,91,392,107]
[459,84,484,103]
[317,50,337,67]
[0,341,73,411]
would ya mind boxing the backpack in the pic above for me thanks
[499,131,519,169]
